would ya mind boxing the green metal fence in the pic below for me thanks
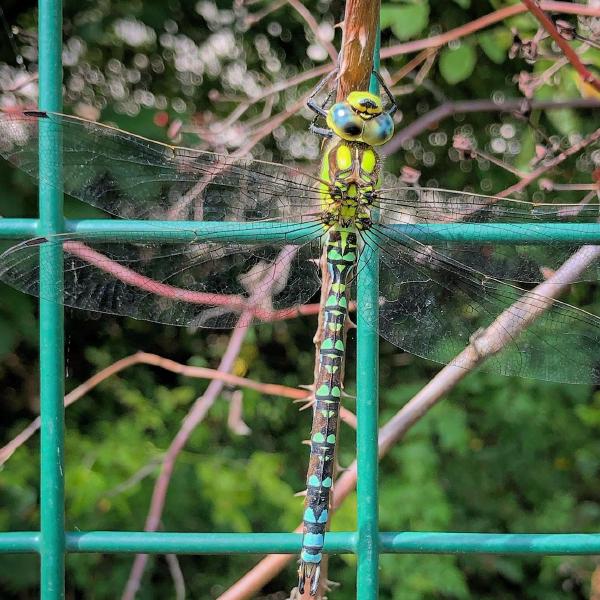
[1,1,600,599]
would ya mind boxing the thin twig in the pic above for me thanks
[286,0,338,62]
[500,127,600,197]
[386,98,600,152]
[165,553,186,600]
[0,350,315,466]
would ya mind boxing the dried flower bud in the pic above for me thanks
[538,178,554,191]
[535,144,550,161]
[400,166,421,185]
[554,18,576,41]
[508,29,522,60]
[452,134,475,159]
[508,28,538,64]
[516,71,536,99]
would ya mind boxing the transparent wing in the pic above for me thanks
[375,186,600,283]
[0,227,324,327]
[0,110,323,221]
[361,225,600,384]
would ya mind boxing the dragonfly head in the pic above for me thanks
[326,91,394,146]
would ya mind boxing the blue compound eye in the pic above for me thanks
[326,102,363,141]
[362,112,394,146]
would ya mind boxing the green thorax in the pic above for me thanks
[318,137,382,228]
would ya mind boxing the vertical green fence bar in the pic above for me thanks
[38,0,65,598]
[355,29,382,599]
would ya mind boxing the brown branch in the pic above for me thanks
[337,0,380,99]
[380,2,600,58]
[520,0,600,93]
[389,49,437,86]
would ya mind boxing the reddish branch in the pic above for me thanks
[520,0,600,93]
[500,127,600,198]
[0,351,347,466]
[63,241,324,324]
[381,2,600,58]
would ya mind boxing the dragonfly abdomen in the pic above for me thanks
[298,226,357,596]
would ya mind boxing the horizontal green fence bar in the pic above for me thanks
[0,532,40,552]
[2,531,600,555]
[379,532,600,554]
[65,532,356,554]
[1,219,600,244]
[0,218,38,238]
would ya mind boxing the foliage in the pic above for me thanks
[0,0,598,598]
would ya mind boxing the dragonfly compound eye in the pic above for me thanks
[362,112,394,146]
[326,102,363,141]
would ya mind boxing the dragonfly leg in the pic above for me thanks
[309,123,333,139]
[307,69,338,118]
[371,69,399,116]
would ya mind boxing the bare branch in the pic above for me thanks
[0,350,310,465]
[121,322,250,600]
[380,2,600,58]
[386,98,600,152]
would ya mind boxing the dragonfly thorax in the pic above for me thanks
[319,138,381,229]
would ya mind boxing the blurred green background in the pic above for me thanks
[0,0,599,598]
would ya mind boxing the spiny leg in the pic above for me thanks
[371,69,398,116]
[307,69,338,118]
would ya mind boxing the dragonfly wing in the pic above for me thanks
[0,111,322,221]
[375,186,600,283]
[0,229,323,327]
[361,226,600,384]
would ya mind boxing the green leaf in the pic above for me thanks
[452,0,470,8]
[546,107,582,137]
[381,1,430,41]
[439,44,477,84]
[478,27,512,64]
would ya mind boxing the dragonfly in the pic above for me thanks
[0,71,599,596]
